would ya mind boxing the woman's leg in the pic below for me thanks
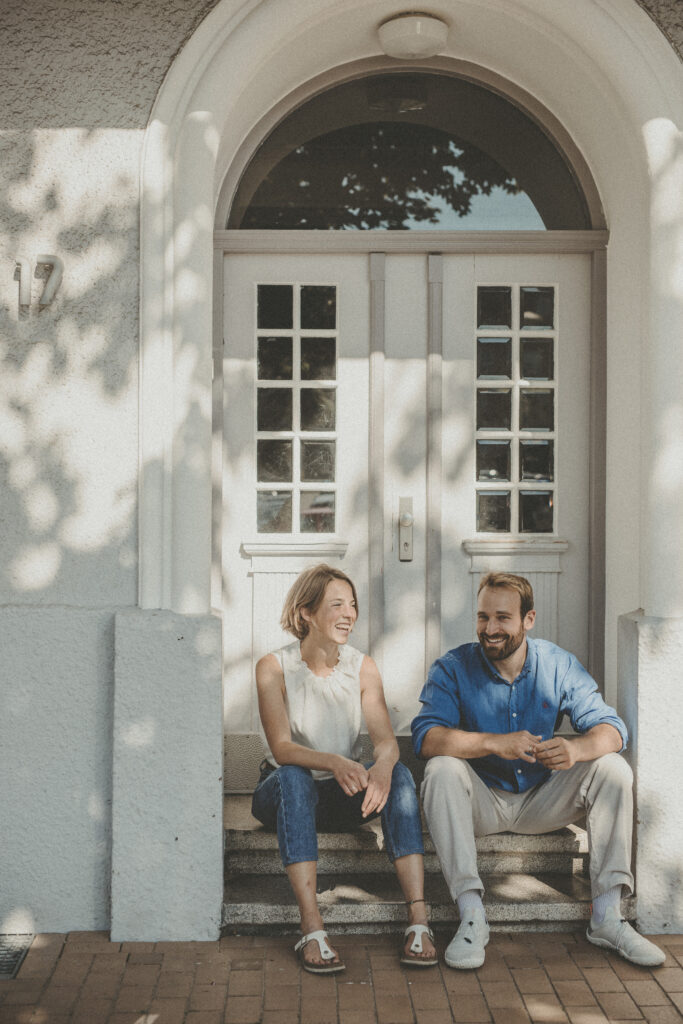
[380,762,436,961]
[251,765,341,968]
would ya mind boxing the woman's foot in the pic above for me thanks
[295,929,345,973]
[402,921,438,965]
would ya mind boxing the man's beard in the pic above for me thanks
[478,625,526,661]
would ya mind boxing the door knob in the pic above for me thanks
[398,497,413,561]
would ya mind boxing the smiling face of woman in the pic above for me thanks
[301,579,357,646]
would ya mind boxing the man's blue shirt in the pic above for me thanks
[410,637,628,793]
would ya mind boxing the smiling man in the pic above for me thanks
[411,571,665,970]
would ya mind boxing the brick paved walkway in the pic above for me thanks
[0,929,681,1024]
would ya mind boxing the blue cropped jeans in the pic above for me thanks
[251,760,424,867]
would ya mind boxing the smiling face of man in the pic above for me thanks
[476,585,536,662]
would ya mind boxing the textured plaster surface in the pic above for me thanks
[0,607,115,933]
[618,612,683,933]
[112,610,223,941]
[637,0,683,57]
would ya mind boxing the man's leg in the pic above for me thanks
[512,753,664,967]
[421,756,505,969]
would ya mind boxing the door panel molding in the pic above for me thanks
[426,255,443,669]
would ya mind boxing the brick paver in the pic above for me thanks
[0,930,680,1023]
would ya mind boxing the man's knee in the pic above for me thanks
[422,755,471,797]
[591,752,633,790]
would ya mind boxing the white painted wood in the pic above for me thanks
[215,230,608,254]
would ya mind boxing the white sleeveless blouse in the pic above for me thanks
[261,640,364,780]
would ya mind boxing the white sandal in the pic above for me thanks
[294,930,346,974]
[401,923,438,967]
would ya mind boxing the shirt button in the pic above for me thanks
[517,769,522,773]
[512,713,517,718]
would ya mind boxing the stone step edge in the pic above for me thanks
[224,824,589,855]
[224,853,587,876]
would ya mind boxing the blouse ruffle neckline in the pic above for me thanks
[292,641,357,683]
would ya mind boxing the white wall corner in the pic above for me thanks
[112,609,224,941]
[618,610,683,934]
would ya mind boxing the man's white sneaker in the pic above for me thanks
[445,907,489,969]
[586,906,666,967]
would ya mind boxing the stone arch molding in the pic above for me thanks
[140,0,683,620]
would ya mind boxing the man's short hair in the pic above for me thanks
[477,571,534,618]
[280,563,358,640]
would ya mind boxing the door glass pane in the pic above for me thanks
[520,440,554,481]
[229,74,590,230]
[257,388,292,431]
[301,338,336,380]
[257,440,292,482]
[301,492,335,533]
[519,389,554,431]
[258,337,293,380]
[519,490,553,532]
[520,287,554,329]
[477,491,511,532]
[301,441,335,482]
[476,441,510,481]
[477,338,511,379]
[476,389,511,430]
[477,287,511,329]
[520,338,553,380]
[257,285,293,329]
[301,388,336,430]
[301,286,336,329]
[257,491,292,533]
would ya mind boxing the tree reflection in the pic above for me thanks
[238,123,524,230]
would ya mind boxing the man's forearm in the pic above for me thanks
[420,726,495,760]
[571,723,623,761]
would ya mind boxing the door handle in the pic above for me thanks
[398,497,414,562]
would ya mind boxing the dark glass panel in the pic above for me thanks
[257,388,292,431]
[301,286,336,329]
[519,389,554,431]
[520,338,554,380]
[476,441,510,481]
[301,337,336,380]
[257,285,293,329]
[301,388,336,430]
[477,287,511,329]
[477,491,511,532]
[477,337,511,379]
[229,75,591,230]
[476,389,511,430]
[257,336,293,380]
[520,440,554,481]
[520,287,554,329]
[519,490,553,533]
[257,440,292,482]
[301,441,335,482]
[301,492,335,533]
[257,491,292,533]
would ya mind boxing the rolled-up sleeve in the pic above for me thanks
[411,659,461,757]
[560,655,628,750]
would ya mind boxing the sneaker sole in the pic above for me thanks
[444,952,486,969]
[586,930,666,968]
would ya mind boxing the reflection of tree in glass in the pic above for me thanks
[240,123,522,229]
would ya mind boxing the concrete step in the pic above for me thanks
[224,795,589,876]
[222,871,636,934]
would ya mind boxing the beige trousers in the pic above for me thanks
[421,753,635,901]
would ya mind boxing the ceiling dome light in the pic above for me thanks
[378,12,449,60]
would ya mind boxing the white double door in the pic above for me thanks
[222,250,591,737]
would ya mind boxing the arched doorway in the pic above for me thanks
[215,67,608,781]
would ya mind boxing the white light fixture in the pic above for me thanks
[378,12,449,60]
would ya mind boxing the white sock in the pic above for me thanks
[591,885,622,924]
[457,889,484,919]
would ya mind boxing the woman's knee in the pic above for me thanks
[276,764,317,801]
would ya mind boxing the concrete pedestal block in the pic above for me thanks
[112,609,223,940]
[618,611,683,933]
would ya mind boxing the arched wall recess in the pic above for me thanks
[139,0,683,665]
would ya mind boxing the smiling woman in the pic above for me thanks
[251,563,438,973]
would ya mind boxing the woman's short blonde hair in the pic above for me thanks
[478,571,535,619]
[280,563,358,640]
